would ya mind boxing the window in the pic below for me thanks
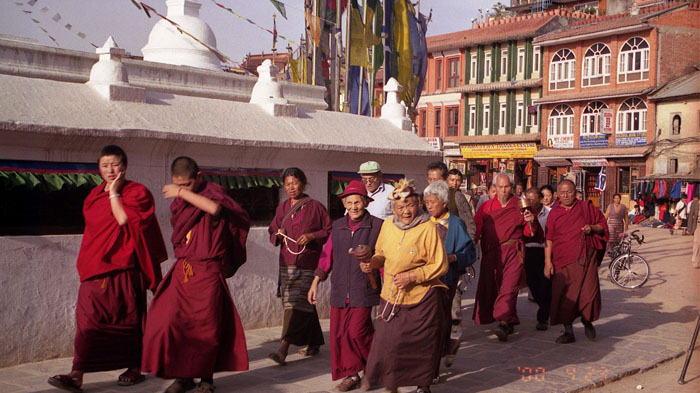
[470,56,477,80]
[419,109,427,136]
[517,47,525,74]
[617,98,647,133]
[574,1,600,13]
[500,102,507,131]
[549,49,576,90]
[527,104,539,127]
[669,158,678,174]
[533,46,541,74]
[485,53,492,79]
[618,37,649,83]
[483,104,490,131]
[435,59,443,90]
[671,114,681,135]
[448,57,460,88]
[202,169,282,225]
[516,101,524,128]
[582,43,610,87]
[447,107,459,136]
[581,101,608,135]
[548,105,574,136]
[435,108,441,135]
[469,105,476,132]
[501,49,508,77]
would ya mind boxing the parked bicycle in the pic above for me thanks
[606,229,650,289]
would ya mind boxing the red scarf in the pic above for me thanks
[76,181,167,289]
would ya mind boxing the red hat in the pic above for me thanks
[338,180,374,202]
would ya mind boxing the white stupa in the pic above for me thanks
[141,0,221,71]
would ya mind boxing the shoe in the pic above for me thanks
[555,332,576,344]
[191,381,215,393]
[335,376,361,392]
[117,369,146,386]
[493,323,510,342]
[268,351,287,366]
[164,379,196,393]
[536,321,548,331]
[416,386,432,393]
[582,319,596,340]
[299,345,320,357]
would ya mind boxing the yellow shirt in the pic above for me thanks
[375,217,448,305]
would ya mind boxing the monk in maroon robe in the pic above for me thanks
[545,179,609,344]
[48,145,167,393]
[142,157,250,393]
[472,173,540,341]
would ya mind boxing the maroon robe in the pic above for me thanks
[546,200,609,325]
[73,181,167,372]
[472,197,541,325]
[142,181,250,378]
[330,306,374,380]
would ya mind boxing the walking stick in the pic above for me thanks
[678,311,700,384]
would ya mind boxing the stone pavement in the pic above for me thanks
[0,226,698,393]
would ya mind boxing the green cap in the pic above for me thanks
[358,161,381,174]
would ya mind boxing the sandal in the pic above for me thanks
[191,381,216,393]
[165,378,196,393]
[47,375,83,393]
[416,387,432,393]
[299,345,320,357]
[335,375,361,392]
[268,351,287,366]
[117,369,146,386]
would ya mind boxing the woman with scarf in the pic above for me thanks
[361,179,448,393]
[268,167,332,366]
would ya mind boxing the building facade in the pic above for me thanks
[533,1,699,208]
[417,10,582,188]
[507,0,635,16]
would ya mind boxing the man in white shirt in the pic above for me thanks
[357,161,394,220]
[524,187,551,331]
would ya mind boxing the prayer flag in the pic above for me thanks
[305,11,321,46]
[77,32,86,39]
[65,24,72,30]
[269,0,287,19]
[349,65,370,116]
[52,13,61,22]
[272,15,278,50]
[348,4,370,68]
[27,0,37,5]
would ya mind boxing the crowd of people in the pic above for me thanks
[48,145,630,393]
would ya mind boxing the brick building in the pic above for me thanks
[417,10,585,189]
[507,0,635,16]
[532,1,699,208]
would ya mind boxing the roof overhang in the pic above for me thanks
[534,24,650,46]
[534,146,651,163]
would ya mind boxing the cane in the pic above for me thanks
[678,312,700,384]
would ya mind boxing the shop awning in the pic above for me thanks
[0,160,102,191]
[637,173,700,182]
[329,172,404,195]
[534,146,651,164]
[201,168,283,189]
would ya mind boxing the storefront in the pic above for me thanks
[457,142,539,189]
[534,146,650,210]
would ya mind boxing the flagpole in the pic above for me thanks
[344,0,351,112]
[311,0,318,86]
[334,0,342,111]
[271,14,277,66]
[358,0,367,115]
[368,1,376,116]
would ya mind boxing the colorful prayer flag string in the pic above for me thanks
[15,0,99,48]
[208,0,299,47]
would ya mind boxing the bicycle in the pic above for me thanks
[607,229,650,289]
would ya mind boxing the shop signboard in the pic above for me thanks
[614,132,647,147]
[600,109,614,134]
[571,159,608,167]
[545,134,574,148]
[460,143,537,159]
[579,134,609,148]
[421,137,442,151]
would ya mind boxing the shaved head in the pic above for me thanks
[171,156,200,179]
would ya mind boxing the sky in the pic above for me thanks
[0,0,499,64]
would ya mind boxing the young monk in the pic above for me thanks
[307,180,383,391]
[141,157,250,393]
[48,145,167,392]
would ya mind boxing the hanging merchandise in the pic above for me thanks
[594,166,606,192]
[670,180,681,199]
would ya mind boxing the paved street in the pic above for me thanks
[0,226,697,393]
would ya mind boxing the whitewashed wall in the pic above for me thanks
[0,133,435,366]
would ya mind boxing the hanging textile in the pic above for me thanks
[670,181,681,199]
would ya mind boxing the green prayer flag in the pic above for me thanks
[269,0,287,19]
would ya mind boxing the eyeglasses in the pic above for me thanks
[361,176,379,183]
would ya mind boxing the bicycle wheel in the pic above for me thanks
[610,254,649,289]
